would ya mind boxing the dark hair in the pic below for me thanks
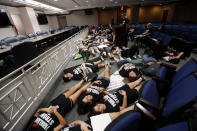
[169,59,180,64]
[77,92,94,114]
[111,46,116,52]
[88,102,103,117]
[62,71,72,82]
[63,76,70,82]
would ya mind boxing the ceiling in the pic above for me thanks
[0,0,179,14]
[35,0,179,10]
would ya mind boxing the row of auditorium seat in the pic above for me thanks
[107,58,197,131]
[134,23,197,43]
[0,26,81,46]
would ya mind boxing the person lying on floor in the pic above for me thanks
[89,77,143,115]
[111,45,140,59]
[28,79,92,131]
[87,41,101,56]
[77,64,111,114]
[54,102,137,131]
[63,60,105,82]
[113,55,142,82]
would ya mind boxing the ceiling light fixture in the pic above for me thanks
[114,1,118,4]
[12,0,64,12]
[85,0,89,2]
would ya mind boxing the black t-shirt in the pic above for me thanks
[85,84,103,102]
[84,63,99,72]
[119,64,136,77]
[50,94,73,116]
[71,63,99,80]
[122,18,129,31]
[118,84,139,105]
[102,92,123,113]
[72,68,84,80]
[122,18,129,26]
[60,125,81,131]
[31,112,59,131]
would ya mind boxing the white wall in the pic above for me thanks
[66,9,98,26]
[47,16,59,29]
[0,27,16,40]
[0,5,21,39]
[20,7,41,34]
[0,5,60,40]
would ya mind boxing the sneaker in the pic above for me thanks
[137,55,141,58]
[126,58,131,62]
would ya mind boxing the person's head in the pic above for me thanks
[77,92,94,114]
[63,73,73,82]
[129,70,137,78]
[128,68,141,80]
[147,23,152,29]
[89,103,106,117]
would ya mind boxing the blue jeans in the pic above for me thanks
[143,54,157,64]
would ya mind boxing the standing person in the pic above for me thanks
[121,13,130,47]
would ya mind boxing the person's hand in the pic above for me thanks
[119,90,126,96]
[49,105,59,114]
[98,87,105,93]
[80,122,91,131]
[93,80,101,85]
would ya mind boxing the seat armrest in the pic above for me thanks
[139,98,160,111]
[160,62,177,70]
[152,76,170,84]
[135,102,156,120]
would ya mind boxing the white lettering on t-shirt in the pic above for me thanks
[61,127,70,131]
[73,68,82,75]
[34,117,50,130]
[104,94,119,107]
[87,86,99,94]
[124,65,135,71]
[39,113,54,125]
[34,113,55,130]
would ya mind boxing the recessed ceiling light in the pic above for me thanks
[75,5,78,7]
[110,0,113,2]
[114,1,118,4]
[12,0,64,13]
[85,0,89,2]
[54,0,58,1]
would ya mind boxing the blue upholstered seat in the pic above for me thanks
[141,80,160,108]
[157,122,189,131]
[2,37,18,44]
[36,31,48,36]
[106,112,141,131]
[171,58,197,87]
[163,74,197,117]
[27,33,37,38]
[16,35,27,41]
[159,66,167,80]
